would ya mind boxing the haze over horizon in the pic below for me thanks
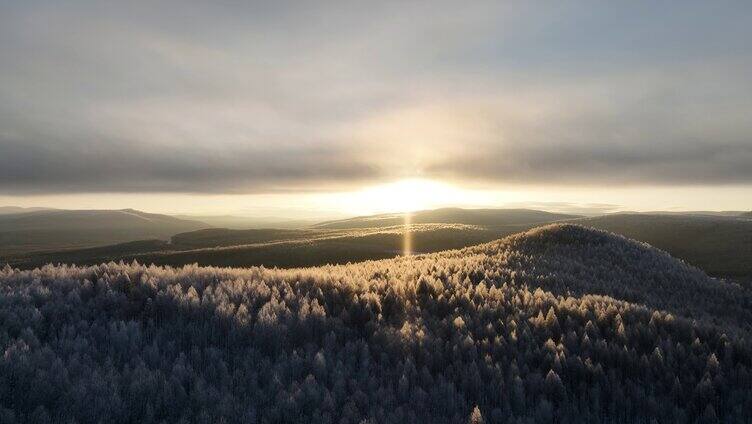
[2,1,751,216]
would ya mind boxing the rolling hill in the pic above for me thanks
[170,227,320,248]
[1,224,750,422]
[4,208,752,281]
[3,224,497,270]
[0,209,209,255]
[2,208,576,270]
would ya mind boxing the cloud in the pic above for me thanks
[429,140,752,186]
[0,134,378,194]
[1,1,751,194]
[420,78,752,186]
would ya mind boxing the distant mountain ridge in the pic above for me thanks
[0,208,209,255]
[0,206,55,215]
[0,208,206,231]
[314,207,578,229]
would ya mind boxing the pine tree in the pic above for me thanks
[469,406,484,424]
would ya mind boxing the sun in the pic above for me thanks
[317,178,490,217]
[353,178,458,213]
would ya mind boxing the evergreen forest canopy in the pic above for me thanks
[1,224,751,423]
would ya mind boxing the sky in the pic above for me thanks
[1,1,751,217]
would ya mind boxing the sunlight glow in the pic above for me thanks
[403,212,413,256]
[350,179,464,214]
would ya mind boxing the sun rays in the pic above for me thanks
[403,212,412,256]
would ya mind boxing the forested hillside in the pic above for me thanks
[1,224,750,423]
[577,214,752,278]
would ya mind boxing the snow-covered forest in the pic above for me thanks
[1,225,750,423]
